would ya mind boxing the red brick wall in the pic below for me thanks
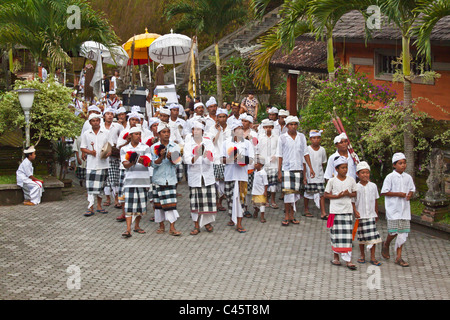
[335,42,450,121]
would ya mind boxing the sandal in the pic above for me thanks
[114,204,122,209]
[236,227,247,233]
[169,230,181,236]
[289,219,300,224]
[116,215,126,222]
[205,224,214,233]
[395,259,409,267]
[304,212,314,218]
[244,212,252,218]
[84,210,94,217]
[346,263,357,270]
[330,260,341,266]
[96,209,108,214]
[104,201,111,206]
[281,219,289,226]
[133,228,146,234]
[122,231,132,238]
[190,228,200,235]
[260,218,267,223]
[321,215,329,220]
[357,258,366,264]
[156,228,165,234]
[227,221,235,227]
[370,260,382,266]
[270,203,279,209]
[218,206,227,211]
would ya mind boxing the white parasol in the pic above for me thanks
[148,30,192,85]
[80,41,129,66]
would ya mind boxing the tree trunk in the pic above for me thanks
[402,36,415,179]
[326,33,335,81]
[215,42,223,107]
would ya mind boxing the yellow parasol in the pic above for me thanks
[123,28,160,62]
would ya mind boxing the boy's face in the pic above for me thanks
[393,159,407,173]
[310,136,321,146]
[217,114,227,125]
[130,132,141,144]
[255,162,263,171]
[90,118,100,129]
[28,152,36,161]
[336,163,348,176]
[336,139,349,152]
[159,128,171,141]
[159,114,169,123]
[129,118,139,127]
[117,113,127,121]
[287,122,298,133]
[357,169,370,182]
[104,112,114,123]
[171,108,179,118]
[242,119,251,130]
[268,113,277,121]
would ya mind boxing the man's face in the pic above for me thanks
[117,113,127,121]
[130,132,141,144]
[129,118,139,127]
[336,139,349,152]
[159,128,171,141]
[279,116,287,125]
[287,122,298,132]
[242,119,251,130]
[171,108,179,118]
[217,114,227,125]
[231,104,239,115]
[104,112,114,123]
[208,105,217,116]
[195,106,204,115]
[90,118,101,129]
[150,123,158,134]
[159,114,169,123]
[268,113,278,121]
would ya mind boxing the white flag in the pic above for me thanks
[90,52,103,99]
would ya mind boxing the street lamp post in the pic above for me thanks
[15,88,39,147]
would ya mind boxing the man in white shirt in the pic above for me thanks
[204,96,218,132]
[16,146,44,205]
[80,114,111,216]
[81,105,103,134]
[206,108,231,211]
[183,102,206,136]
[324,133,359,181]
[169,103,186,138]
[256,119,279,208]
[184,122,217,235]
[276,116,315,226]
[274,109,289,136]
[222,120,254,233]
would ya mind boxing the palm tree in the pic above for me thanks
[165,0,248,107]
[413,0,450,64]
[249,0,371,90]
[0,0,119,74]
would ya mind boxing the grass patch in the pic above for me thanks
[0,174,46,185]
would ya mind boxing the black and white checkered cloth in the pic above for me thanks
[213,164,225,181]
[189,184,217,214]
[124,187,149,214]
[107,157,121,187]
[387,219,411,235]
[117,169,126,202]
[357,218,382,244]
[86,169,108,195]
[247,171,254,193]
[281,170,304,194]
[176,163,184,182]
[266,168,278,187]
[224,180,247,216]
[75,167,86,181]
[304,182,325,194]
[330,213,353,252]
[153,184,177,211]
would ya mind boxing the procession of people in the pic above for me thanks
[18,88,416,271]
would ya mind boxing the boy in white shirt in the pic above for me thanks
[16,146,44,205]
[303,130,328,219]
[80,114,111,216]
[380,152,415,267]
[352,161,382,266]
[251,156,269,223]
[324,156,358,270]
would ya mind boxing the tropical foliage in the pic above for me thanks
[0,78,83,147]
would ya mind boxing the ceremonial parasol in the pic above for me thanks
[80,41,128,66]
[148,30,192,85]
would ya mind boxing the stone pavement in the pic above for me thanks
[1,173,449,301]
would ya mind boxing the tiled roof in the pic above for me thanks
[270,38,328,72]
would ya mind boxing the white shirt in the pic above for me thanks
[120,142,152,188]
[72,136,86,169]
[110,76,117,90]
[324,176,357,214]
[206,124,232,165]
[305,145,327,183]
[381,171,416,220]
[80,127,110,170]
[103,122,124,147]
[274,120,287,136]
[203,116,216,132]
[252,169,268,195]
[16,158,34,187]
[256,132,279,169]
[353,182,379,219]
[276,132,309,171]
[183,137,216,187]
[222,138,255,182]
[324,150,359,181]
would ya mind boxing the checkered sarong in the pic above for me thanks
[86,169,108,195]
[124,187,149,215]
[107,157,121,187]
[387,219,410,235]
[189,184,217,214]
[213,164,225,181]
[330,213,353,253]
[357,218,382,245]
[153,184,177,211]
[304,182,325,195]
[75,167,86,181]
[224,180,247,216]
[281,170,304,194]
[118,169,126,203]
[266,168,278,187]
[176,163,184,182]
[247,170,254,192]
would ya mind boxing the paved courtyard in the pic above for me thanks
[1,173,449,301]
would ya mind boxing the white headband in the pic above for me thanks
[285,116,299,125]
[157,122,170,133]
[194,102,204,110]
[88,113,102,121]
[334,133,348,144]
[309,130,323,137]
